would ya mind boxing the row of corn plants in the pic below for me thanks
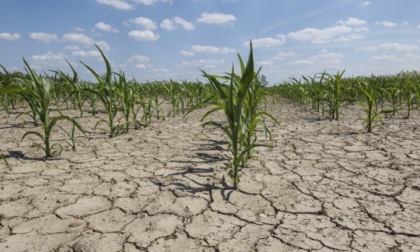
[0,46,215,159]
[0,59,86,157]
[271,71,420,132]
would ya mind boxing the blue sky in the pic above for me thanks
[1,0,420,84]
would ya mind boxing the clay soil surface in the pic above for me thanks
[0,100,420,252]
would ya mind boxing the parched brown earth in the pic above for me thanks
[0,100,419,252]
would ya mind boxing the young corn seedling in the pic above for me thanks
[115,72,135,132]
[85,83,99,116]
[153,93,164,121]
[201,42,277,189]
[0,58,86,158]
[141,98,153,126]
[0,153,11,170]
[9,74,40,126]
[238,60,279,166]
[165,80,181,117]
[0,64,16,116]
[129,85,144,129]
[401,76,417,119]
[382,86,400,118]
[324,70,346,120]
[357,78,395,133]
[55,60,87,117]
[82,45,120,138]
[58,124,86,151]
[304,74,324,113]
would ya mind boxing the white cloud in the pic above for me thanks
[287,52,343,66]
[288,25,352,44]
[152,67,169,74]
[377,43,418,52]
[96,0,134,10]
[371,55,404,63]
[287,17,368,44]
[63,33,95,45]
[73,27,85,32]
[95,41,110,52]
[160,19,175,30]
[278,51,300,57]
[191,45,235,54]
[406,54,420,60]
[337,17,367,26]
[32,52,66,62]
[288,60,314,65]
[246,35,286,48]
[274,51,300,61]
[375,21,397,28]
[356,43,419,53]
[136,64,147,69]
[132,0,173,5]
[29,32,58,42]
[28,65,43,71]
[133,0,158,5]
[94,22,119,33]
[128,30,159,41]
[129,17,157,30]
[353,27,369,32]
[160,17,195,31]
[173,17,195,30]
[310,52,343,66]
[181,59,225,69]
[335,33,365,42]
[197,12,236,25]
[290,23,370,44]
[0,32,20,41]
[63,33,110,51]
[128,54,150,62]
[64,45,80,51]
[359,1,371,7]
[72,50,102,58]
[257,61,273,66]
[180,50,194,57]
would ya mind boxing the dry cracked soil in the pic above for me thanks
[0,100,419,252]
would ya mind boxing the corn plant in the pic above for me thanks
[85,84,99,116]
[55,60,87,117]
[323,70,347,120]
[58,124,85,151]
[5,71,41,126]
[115,72,135,132]
[82,45,121,138]
[304,74,324,113]
[0,59,85,158]
[201,42,277,189]
[0,153,10,170]
[289,77,309,106]
[142,82,164,120]
[400,75,418,119]
[0,65,13,115]
[165,80,181,117]
[141,97,153,125]
[357,78,395,133]
[153,93,164,120]
[381,85,400,117]
[239,68,279,166]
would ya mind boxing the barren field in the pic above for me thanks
[0,100,419,252]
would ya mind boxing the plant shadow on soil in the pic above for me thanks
[148,153,235,204]
[4,150,46,162]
